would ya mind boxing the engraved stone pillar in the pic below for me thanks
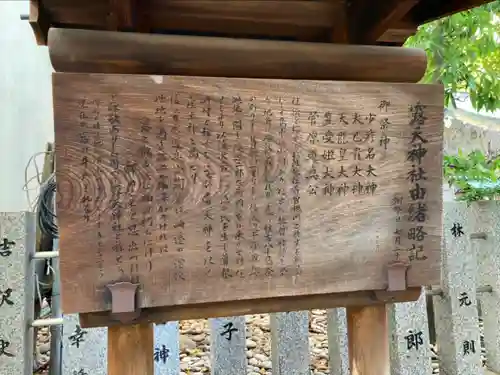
[327,308,349,375]
[62,314,107,375]
[210,316,247,375]
[388,288,432,375]
[270,311,309,375]
[154,321,180,375]
[471,201,500,372]
[0,212,36,375]
[433,202,483,375]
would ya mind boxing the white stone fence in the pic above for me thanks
[1,201,500,375]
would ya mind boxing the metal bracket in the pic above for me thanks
[386,260,410,292]
[106,282,141,324]
[470,232,487,240]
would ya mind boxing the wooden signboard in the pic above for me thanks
[53,73,443,315]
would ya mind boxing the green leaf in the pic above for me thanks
[405,4,500,113]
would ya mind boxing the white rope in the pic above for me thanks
[22,150,52,212]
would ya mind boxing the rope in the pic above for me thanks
[36,173,59,239]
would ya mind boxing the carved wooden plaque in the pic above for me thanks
[53,73,443,314]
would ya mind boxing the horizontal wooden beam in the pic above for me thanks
[43,0,333,40]
[48,28,427,82]
[35,0,419,45]
[80,288,422,328]
[409,0,494,24]
[107,0,135,30]
[43,0,335,27]
[356,0,418,44]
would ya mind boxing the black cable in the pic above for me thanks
[37,173,59,239]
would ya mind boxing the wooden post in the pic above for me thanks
[347,305,389,375]
[108,323,154,375]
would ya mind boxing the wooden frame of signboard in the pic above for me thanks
[45,14,442,375]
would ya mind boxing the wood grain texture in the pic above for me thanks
[108,323,154,375]
[347,305,389,375]
[53,73,443,315]
[48,28,428,83]
[80,288,421,328]
[107,0,136,30]
[410,0,494,24]
[355,0,418,44]
[30,0,493,46]
[329,0,350,43]
[29,0,50,45]
[43,0,333,40]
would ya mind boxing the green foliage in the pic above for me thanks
[444,149,500,203]
[405,3,500,112]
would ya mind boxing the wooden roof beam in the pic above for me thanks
[330,0,351,43]
[107,0,135,30]
[28,0,50,45]
[106,0,151,32]
[377,20,418,45]
[409,0,494,24]
[47,28,428,83]
[354,0,419,44]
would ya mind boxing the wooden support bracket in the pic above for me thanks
[29,0,50,46]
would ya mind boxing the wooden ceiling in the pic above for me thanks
[29,0,493,47]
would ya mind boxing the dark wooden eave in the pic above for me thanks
[29,0,494,46]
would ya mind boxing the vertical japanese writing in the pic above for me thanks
[140,112,154,276]
[391,194,403,260]
[407,101,428,262]
[125,153,139,278]
[234,98,245,278]
[172,96,186,282]
[378,100,391,150]
[219,95,232,280]
[78,98,92,225]
[202,95,215,277]
[108,94,124,276]
[263,96,274,277]
[306,108,319,196]
[248,96,260,278]
[336,113,349,198]
[277,97,288,276]
[90,99,104,279]
[291,96,302,276]
[155,94,169,257]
